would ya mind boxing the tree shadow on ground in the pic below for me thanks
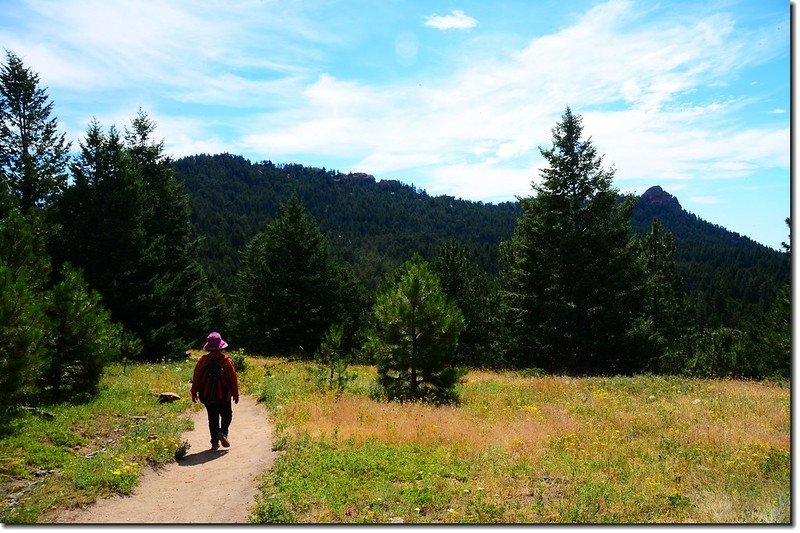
[177,449,229,466]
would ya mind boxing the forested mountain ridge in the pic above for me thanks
[173,153,520,287]
[631,185,789,327]
[173,153,788,328]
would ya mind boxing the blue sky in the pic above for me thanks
[0,0,790,249]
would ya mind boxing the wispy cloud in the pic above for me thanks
[2,0,787,212]
[424,10,478,31]
[5,0,326,97]
[238,0,787,201]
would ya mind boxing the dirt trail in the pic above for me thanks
[50,395,276,524]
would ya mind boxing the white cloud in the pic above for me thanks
[175,74,307,108]
[157,117,235,158]
[585,108,789,184]
[237,0,787,201]
[3,0,787,207]
[11,0,327,99]
[15,0,213,89]
[422,162,537,202]
[424,10,478,31]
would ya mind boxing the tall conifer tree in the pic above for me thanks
[503,108,642,374]
[0,51,70,212]
[52,115,206,360]
[635,219,685,370]
[432,239,495,367]
[0,53,124,406]
[235,195,361,356]
[123,111,208,358]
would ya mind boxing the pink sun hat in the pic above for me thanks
[203,331,228,351]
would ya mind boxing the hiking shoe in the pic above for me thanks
[211,443,220,451]
[217,432,230,448]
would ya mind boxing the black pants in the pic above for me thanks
[204,400,233,446]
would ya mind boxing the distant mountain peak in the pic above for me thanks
[640,185,681,210]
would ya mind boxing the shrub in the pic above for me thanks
[313,322,356,394]
[229,348,248,373]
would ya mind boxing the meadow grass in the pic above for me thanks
[0,352,262,524]
[0,353,788,524]
[250,362,790,524]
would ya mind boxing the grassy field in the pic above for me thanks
[0,361,201,523]
[250,360,790,524]
[0,354,789,524]
[0,350,267,524]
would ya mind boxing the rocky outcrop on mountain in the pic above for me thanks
[638,185,681,210]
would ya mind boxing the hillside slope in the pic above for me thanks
[173,154,788,327]
[173,153,519,286]
[631,186,788,326]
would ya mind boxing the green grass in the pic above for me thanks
[0,360,199,523]
[0,354,788,524]
[250,363,790,524]
[252,437,479,523]
[0,350,269,524]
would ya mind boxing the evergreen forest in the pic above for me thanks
[0,52,790,412]
[174,154,789,332]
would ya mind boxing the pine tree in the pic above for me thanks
[495,238,525,368]
[314,322,354,393]
[634,219,685,371]
[0,211,123,407]
[739,218,790,378]
[0,54,127,407]
[123,111,208,358]
[52,115,207,361]
[235,195,361,356]
[368,255,465,403]
[502,108,642,374]
[0,211,50,408]
[760,283,790,378]
[0,209,51,290]
[0,264,47,409]
[203,284,232,334]
[0,51,70,212]
[52,123,145,310]
[43,264,122,403]
[432,239,495,367]
[51,123,147,354]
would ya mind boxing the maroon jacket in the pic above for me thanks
[191,351,239,403]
